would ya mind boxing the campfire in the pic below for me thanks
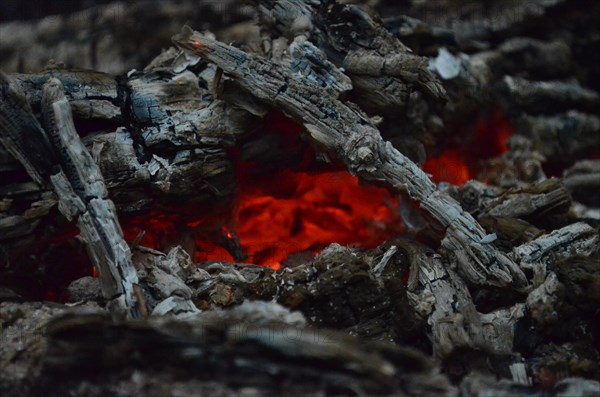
[1,1,599,396]
[122,111,405,268]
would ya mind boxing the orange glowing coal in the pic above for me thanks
[423,149,470,185]
[235,169,403,269]
[423,109,513,185]
[120,168,403,269]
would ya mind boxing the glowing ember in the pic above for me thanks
[423,109,513,185]
[119,169,403,269]
[423,149,470,185]
[235,169,403,268]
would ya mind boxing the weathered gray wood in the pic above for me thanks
[499,76,599,115]
[132,246,200,316]
[251,0,446,119]
[459,372,599,397]
[477,136,548,188]
[0,65,250,267]
[0,300,455,397]
[10,68,121,122]
[386,0,569,50]
[403,239,524,358]
[469,38,573,80]
[181,229,596,361]
[41,77,141,318]
[450,178,572,220]
[1,67,248,215]
[511,222,599,287]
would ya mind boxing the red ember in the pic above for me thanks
[423,149,471,185]
[235,169,403,268]
[423,109,513,185]
[119,168,403,269]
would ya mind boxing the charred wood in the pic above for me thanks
[41,75,143,317]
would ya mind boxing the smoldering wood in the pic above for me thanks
[478,216,544,251]
[1,0,599,395]
[167,227,595,362]
[173,27,529,292]
[0,64,254,270]
[124,66,252,204]
[511,222,599,287]
[403,240,524,359]
[407,225,596,360]
[1,70,139,316]
[3,232,595,396]
[132,246,200,317]
[0,72,57,186]
[416,24,600,165]
[4,227,592,392]
[248,0,448,159]
[2,70,227,316]
[477,136,548,188]
[1,67,249,214]
[10,67,121,123]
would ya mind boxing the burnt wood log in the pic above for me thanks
[40,77,141,317]
[511,222,599,287]
[450,178,572,222]
[514,112,600,166]
[3,299,598,396]
[380,0,572,52]
[1,1,599,395]
[563,160,600,207]
[250,0,446,101]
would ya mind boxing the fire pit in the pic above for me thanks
[1,1,599,396]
